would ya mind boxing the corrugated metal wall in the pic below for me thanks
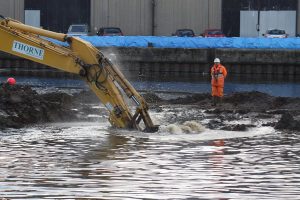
[0,0,24,21]
[3,0,300,36]
[298,0,300,34]
[91,0,152,35]
[91,0,222,36]
[154,0,221,35]
[208,0,222,30]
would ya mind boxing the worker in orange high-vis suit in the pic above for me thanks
[210,58,227,105]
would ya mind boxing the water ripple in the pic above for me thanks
[1,120,300,199]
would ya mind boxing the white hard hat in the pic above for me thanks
[214,58,220,63]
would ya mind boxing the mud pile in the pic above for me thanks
[0,84,81,129]
[1,85,299,131]
[163,91,300,113]
[153,91,300,132]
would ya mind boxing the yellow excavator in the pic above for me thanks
[0,16,158,132]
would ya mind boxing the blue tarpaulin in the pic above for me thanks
[47,36,300,49]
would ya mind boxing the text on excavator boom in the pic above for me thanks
[0,15,158,132]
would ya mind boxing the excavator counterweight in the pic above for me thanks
[0,16,158,132]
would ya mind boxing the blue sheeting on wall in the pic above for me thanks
[46,36,300,49]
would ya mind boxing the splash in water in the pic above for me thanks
[159,120,205,134]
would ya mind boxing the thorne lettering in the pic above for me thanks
[12,41,44,60]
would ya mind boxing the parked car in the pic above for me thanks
[202,29,225,37]
[67,24,89,36]
[172,29,195,37]
[97,27,123,36]
[263,29,288,38]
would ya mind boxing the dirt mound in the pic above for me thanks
[1,85,300,132]
[155,91,300,131]
[142,92,163,103]
[167,93,211,104]
[275,113,300,131]
[225,91,272,104]
[160,91,300,113]
[0,84,78,129]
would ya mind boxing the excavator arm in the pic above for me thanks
[0,16,158,132]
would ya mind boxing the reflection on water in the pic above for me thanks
[1,73,300,199]
[0,101,300,199]
[0,121,300,199]
[3,73,300,97]
[132,73,300,97]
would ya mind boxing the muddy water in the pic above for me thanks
[1,75,300,199]
[0,106,300,199]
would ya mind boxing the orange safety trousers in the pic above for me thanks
[211,84,224,97]
[211,64,227,97]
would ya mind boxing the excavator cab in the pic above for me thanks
[0,15,159,132]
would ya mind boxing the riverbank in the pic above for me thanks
[146,91,300,132]
[0,84,299,132]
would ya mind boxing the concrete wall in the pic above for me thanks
[98,47,300,79]
[0,0,24,22]
[1,48,300,78]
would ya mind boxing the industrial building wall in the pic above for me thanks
[155,0,221,36]
[208,0,222,30]
[298,0,300,34]
[0,0,24,21]
[91,0,152,35]
[240,11,297,37]
[91,0,222,36]
[3,0,300,36]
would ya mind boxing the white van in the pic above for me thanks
[67,24,89,36]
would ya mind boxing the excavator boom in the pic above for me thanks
[0,16,158,132]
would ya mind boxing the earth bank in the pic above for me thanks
[0,84,299,132]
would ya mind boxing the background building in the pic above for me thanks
[0,0,299,37]
[223,0,298,37]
